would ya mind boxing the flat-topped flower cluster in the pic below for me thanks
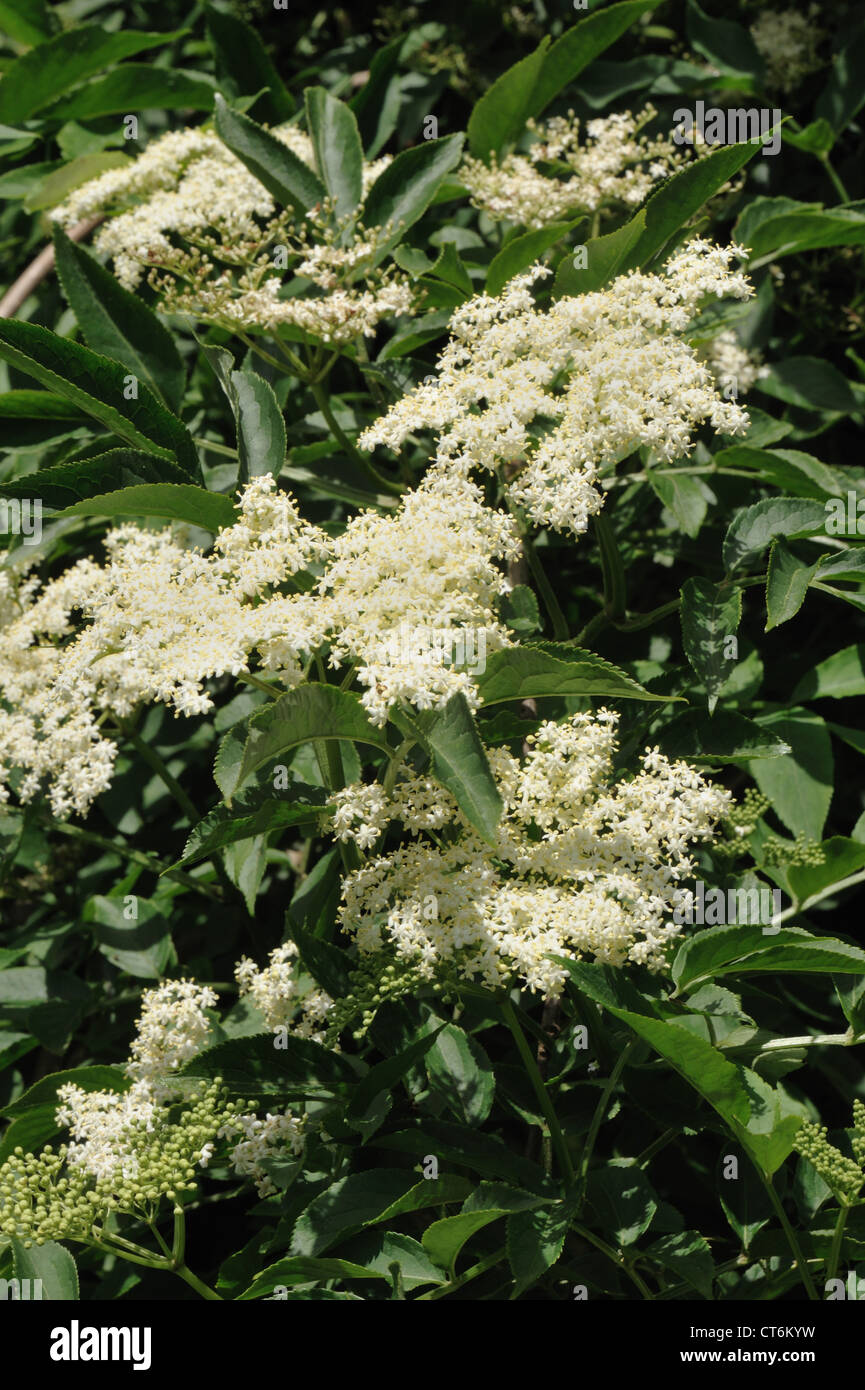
[460,106,688,229]
[0,469,517,815]
[335,710,731,995]
[0,977,308,1242]
[49,123,412,343]
[361,239,753,535]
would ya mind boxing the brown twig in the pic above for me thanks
[0,216,103,319]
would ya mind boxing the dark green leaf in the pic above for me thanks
[587,1163,658,1246]
[487,222,576,298]
[305,87,363,222]
[53,224,182,411]
[679,578,742,714]
[205,3,294,123]
[181,1032,356,1095]
[477,645,681,706]
[793,645,865,701]
[746,709,833,840]
[722,498,827,573]
[230,685,391,800]
[11,1240,78,1301]
[0,321,199,476]
[289,1171,420,1257]
[0,26,187,124]
[214,94,325,215]
[40,68,217,124]
[173,783,328,869]
[426,1024,495,1127]
[361,134,465,263]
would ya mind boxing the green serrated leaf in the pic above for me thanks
[53,225,184,410]
[305,86,363,222]
[214,94,325,215]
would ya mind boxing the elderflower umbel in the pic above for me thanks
[235,942,334,1043]
[698,329,769,397]
[0,467,519,813]
[0,1080,232,1245]
[49,122,412,343]
[0,965,312,1242]
[217,1109,307,1198]
[0,480,324,815]
[337,709,731,998]
[360,240,753,536]
[750,7,824,93]
[126,979,218,1086]
[461,107,688,229]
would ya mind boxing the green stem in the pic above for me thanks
[314,732,361,874]
[501,996,575,1186]
[383,737,415,797]
[308,377,403,495]
[42,819,221,900]
[173,1264,224,1300]
[172,1206,186,1266]
[148,1221,172,1260]
[570,1222,654,1299]
[416,1246,508,1300]
[754,1168,819,1301]
[826,1200,850,1284]
[236,331,300,377]
[614,599,680,632]
[635,1127,677,1169]
[236,670,283,698]
[194,437,239,459]
[523,533,569,641]
[819,154,850,204]
[121,726,199,825]
[578,1040,635,1194]
[772,870,865,927]
[594,513,626,621]
[91,1234,169,1271]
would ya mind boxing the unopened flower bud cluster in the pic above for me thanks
[794,1103,865,1201]
[0,977,308,1243]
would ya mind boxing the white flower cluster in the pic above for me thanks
[0,481,326,816]
[49,122,410,342]
[216,1109,306,1198]
[0,470,517,814]
[360,240,753,536]
[311,466,519,724]
[49,976,309,1200]
[338,710,731,996]
[127,978,218,1085]
[55,1081,159,1182]
[51,979,219,1184]
[236,942,334,1043]
[699,329,769,397]
[460,107,688,229]
[750,7,824,93]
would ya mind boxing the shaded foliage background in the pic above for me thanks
[0,0,864,1302]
